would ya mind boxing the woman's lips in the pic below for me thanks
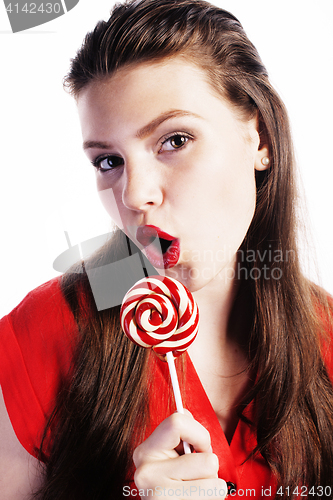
[136,225,180,269]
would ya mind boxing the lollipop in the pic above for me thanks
[120,275,199,357]
[120,275,199,453]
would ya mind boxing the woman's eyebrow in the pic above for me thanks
[83,140,112,150]
[136,109,201,139]
[82,109,201,150]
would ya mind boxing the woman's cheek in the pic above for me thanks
[98,186,125,230]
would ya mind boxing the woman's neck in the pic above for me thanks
[187,263,252,442]
[190,261,240,352]
[189,278,247,375]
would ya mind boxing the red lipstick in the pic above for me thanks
[136,225,180,269]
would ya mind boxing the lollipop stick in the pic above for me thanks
[166,351,191,454]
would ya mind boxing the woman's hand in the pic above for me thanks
[133,412,227,499]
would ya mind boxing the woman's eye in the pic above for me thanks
[159,133,191,152]
[92,155,124,172]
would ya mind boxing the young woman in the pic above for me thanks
[1,0,333,498]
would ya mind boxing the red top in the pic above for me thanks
[0,277,332,498]
[0,279,77,458]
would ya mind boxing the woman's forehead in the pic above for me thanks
[88,57,207,94]
[77,63,255,155]
[77,57,233,122]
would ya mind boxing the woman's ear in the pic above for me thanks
[254,112,270,171]
[255,145,270,171]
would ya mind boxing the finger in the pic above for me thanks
[178,410,213,453]
[134,413,212,465]
[162,452,219,481]
[169,478,228,500]
[135,477,228,500]
[180,478,228,500]
[134,452,219,487]
[175,410,198,455]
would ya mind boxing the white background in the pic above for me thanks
[0,0,332,317]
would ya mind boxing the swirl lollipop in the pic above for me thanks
[120,275,199,453]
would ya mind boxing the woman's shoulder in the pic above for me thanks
[4,276,73,325]
[0,276,78,459]
[0,276,78,382]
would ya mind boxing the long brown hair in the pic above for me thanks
[36,0,333,497]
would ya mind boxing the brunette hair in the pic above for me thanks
[36,0,333,498]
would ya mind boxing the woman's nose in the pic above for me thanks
[122,158,163,212]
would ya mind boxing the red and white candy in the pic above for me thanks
[120,275,199,358]
[120,275,199,454]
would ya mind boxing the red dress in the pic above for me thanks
[0,277,331,498]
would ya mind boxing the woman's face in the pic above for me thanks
[78,58,268,291]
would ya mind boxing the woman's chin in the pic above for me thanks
[164,260,237,294]
[162,264,208,292]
